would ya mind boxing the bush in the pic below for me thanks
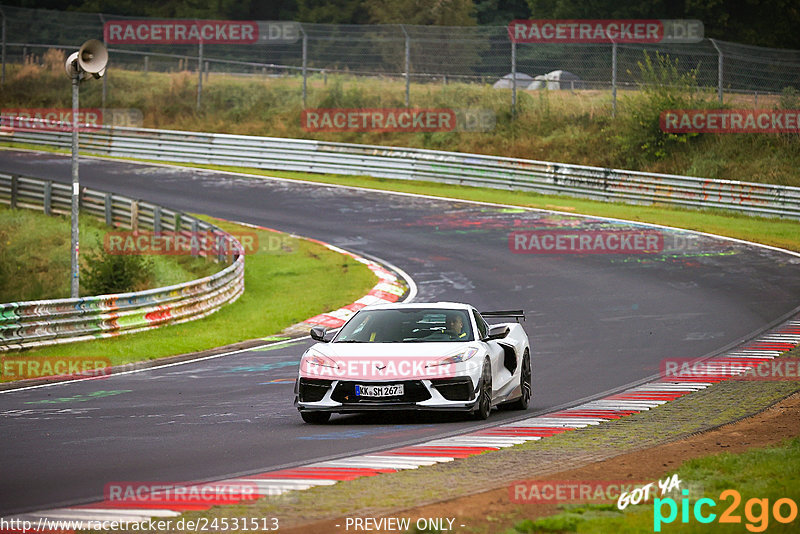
[778,86,800,109]
[608,52,710,167]
[80,240,154,296]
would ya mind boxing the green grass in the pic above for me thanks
[510,438,800,533]
[0,205,217,301]
[7,218,377,368]
[2,60,800,186]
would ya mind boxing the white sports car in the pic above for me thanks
[294,302,531,423]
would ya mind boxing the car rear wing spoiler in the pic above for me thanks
[481,310,525,322]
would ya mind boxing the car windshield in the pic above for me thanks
[334,308,474,343]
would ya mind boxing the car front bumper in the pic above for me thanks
[295,375,482,413]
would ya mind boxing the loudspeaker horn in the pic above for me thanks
[78,39,108,78]
[65,51,81,78]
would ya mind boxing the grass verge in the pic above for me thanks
[0,204,217,302]
[2,216,377,374]
[511,439,800,534]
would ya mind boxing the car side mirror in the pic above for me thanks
[485,324,509,341]
[310,326,329,342]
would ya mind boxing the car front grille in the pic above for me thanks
[331,380,431,404]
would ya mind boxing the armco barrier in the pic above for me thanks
[4,121,800,219]
[0,172,244,352]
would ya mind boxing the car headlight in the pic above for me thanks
[302,350,339,369]
[426,347,479,367]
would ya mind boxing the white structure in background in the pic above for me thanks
[527,70,583,90]
[492,72,533,89]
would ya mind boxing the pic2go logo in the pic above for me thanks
[654,489,798,532]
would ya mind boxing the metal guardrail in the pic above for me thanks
[0,172,245,352]
[4,122,800,219]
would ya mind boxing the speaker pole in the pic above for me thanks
[65,39,107,298]
[70,70,80,298]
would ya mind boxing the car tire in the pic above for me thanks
[473,359,492,420]
[300,411,331,424]
[508,349,532,410]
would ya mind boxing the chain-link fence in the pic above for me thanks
[2,3,800,112]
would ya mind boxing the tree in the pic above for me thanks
[296,0,370,24]
[474,0,531,25]
[367,0,477,26]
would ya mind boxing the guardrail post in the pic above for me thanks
[43,181,52,215]
[104,192,112,225]
[216,232,227,264]
[190,219,199,257]
[153,205,162,233]
[144,55,149,74]
[130,199,139,232]
[10,174,17,208]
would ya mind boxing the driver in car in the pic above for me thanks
[445,312,468,340]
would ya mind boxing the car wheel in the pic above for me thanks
[473,359,492,420]
[509,349,532,410]
[300,411,331,424]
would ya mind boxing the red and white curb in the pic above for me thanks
[6,319,798,525]
[300,240,411,330]
[230,224,414,332]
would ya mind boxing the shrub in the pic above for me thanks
[80,240,154,296]
[608,52,710,167]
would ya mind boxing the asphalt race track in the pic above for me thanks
[2,149,800,515]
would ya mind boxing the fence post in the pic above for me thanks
[104,192,112,225]
[144,55,149,73]
[611,41,617,117]
[710,38,723,103]
[1,8,6,87]
[401,25,410,107]
[511,40,517,117]
[197,39,203,110]
[300,25,308,108]
[44,181,52,215]
[99,13,106,112]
